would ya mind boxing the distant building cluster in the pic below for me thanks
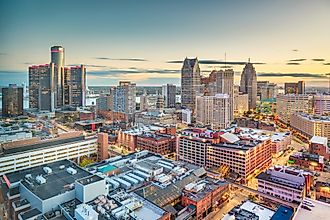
[28,46,86,112]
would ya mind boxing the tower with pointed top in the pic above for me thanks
[240,60,257,109]
[181,57,201,112]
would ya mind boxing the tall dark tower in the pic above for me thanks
[50,46,65,108]
[181,57,201,112]
[240,60,257,109]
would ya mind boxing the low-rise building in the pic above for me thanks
[0,132,97,175]
[1,160,106,219]
[135,110,177,125]
[271,132,292,156]
[181,178,229,220]
[137,132,176,155]
[256,166,313,204]
[309,136,329,160]
[289,152,324,171]
[315,172,330,204]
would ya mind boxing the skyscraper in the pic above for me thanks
[28,64,56,111]
[162,84,176,108]
[2,84,23,117]
[181,57,201,112]
[29,47,86,111]
[69,65,86,107]
[50,46,65,108]
[240,61,257,109]
[111,81,136,122]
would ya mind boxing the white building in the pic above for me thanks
[0,135,97,175]
[257,166,312,203]
[276,94,313,124]
[182,109,192,124]
[196,94,231,130]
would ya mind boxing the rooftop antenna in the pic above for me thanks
[225,52,227,69]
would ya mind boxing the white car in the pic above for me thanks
[303,200,315,207]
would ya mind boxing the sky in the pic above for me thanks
[0,0,330,87]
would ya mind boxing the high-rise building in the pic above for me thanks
[240,61,257,109]
[313,94,330,115]
[69,65,86,107]
[284,81,305,94]
[162,84,176,108]
[51,46,65,108]
[111,81,136,122]
[181,58,201,112]
[29,47,86,111]
[28,63,56,111]
[196,94,231,130]
[207,69,234,121]
[2,84,23,117]
[276,94,313,124]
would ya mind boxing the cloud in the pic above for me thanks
[324,63,330,65]
[258,72,326,78]
[23,62,34,65]
[288,58,306,62]
[94,57,148,62]
[88,68,180,77]
[311,58,325,62]
[69,64,107,68]
[286,62,301,65]
[167,59,265,65]
[0,52,7,56]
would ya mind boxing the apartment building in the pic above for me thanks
[276,94,313,124]
[290,113,330,141]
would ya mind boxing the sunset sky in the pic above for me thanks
[0,0,330,87]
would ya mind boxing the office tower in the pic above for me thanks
[2,84,23,117]
[70,65,86,107]
[111,81,136,122]
[276,94,313,124]
[284,81,305,94]
[28,63,56,111]
[240,61,257,109]
[196,94,231,130]
[208,69,234,121]
[162,84,176,108]
[181,57,201,112]
[50,46,65,108]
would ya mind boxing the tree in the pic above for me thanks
[80,157,94,167]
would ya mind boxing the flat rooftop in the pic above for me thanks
[256,171,304,190]
[0,134,85,157]
[4,160,92,200]
[76,174,103,186]
[293,198,330,220]
[223,200,275,220]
